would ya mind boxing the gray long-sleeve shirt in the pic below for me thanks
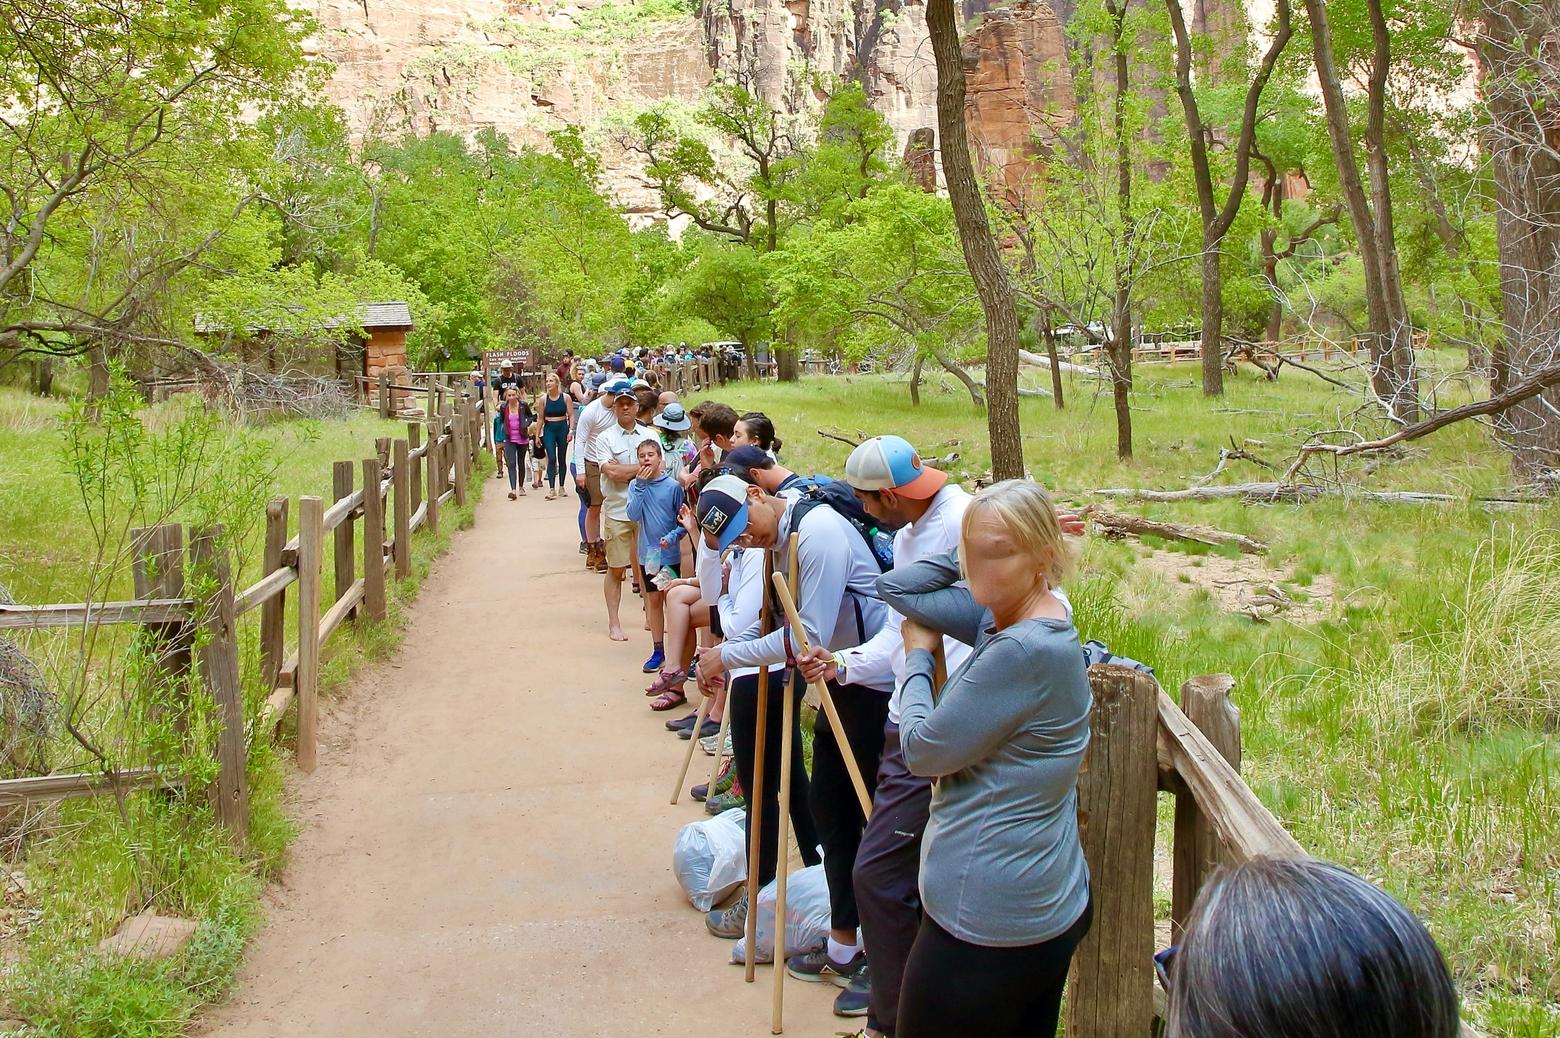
[879,549,1092,947]
[718,498,891,690]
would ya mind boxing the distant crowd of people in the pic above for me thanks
[480,347,1466,1038]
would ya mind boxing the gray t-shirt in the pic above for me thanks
[879,549,1092,947]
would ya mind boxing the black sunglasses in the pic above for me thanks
[1154,945,1179,991]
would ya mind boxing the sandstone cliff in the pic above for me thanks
[303,0,1076,210]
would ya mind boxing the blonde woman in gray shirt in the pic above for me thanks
[877,479,1093,1038]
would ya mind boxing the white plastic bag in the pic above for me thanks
[729,864,830,964]
[672,808,748,911]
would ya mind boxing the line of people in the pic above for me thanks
[560,369,1464,1038]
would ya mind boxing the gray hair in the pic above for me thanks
[1167,857,1459,1038]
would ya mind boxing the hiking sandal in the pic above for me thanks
[644,668,688,697]
[649,688,688,711]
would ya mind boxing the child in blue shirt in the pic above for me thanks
[626,437,685,674]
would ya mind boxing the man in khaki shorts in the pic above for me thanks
[596,382,651,641]
[576,376,626,571]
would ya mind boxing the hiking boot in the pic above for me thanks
[706,888,748,938]
[705,789,744,815]
[833,964,871,1017]
[787,948,867,988]
[642,646,665,673]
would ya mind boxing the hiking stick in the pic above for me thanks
[706,690,731,790]
[744,549,773,983]
[669,688,713,806]
[771,574,873,818]
[770,536,800,1033]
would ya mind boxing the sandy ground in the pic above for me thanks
[196,476,842,1038]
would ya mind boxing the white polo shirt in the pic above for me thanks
[597,420,652,521]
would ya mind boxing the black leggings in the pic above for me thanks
[897,900,1092,1038]
[807,680,887,931]
[729,670,821,888]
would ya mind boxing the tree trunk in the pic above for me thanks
[1107,0,1135,459]
[927,0,1025,478]
[1199,245,1225,395]
[1039,314,1065,408]
[776,344,800,382]
[1480,0,1560,482]
[88,341,110,403]
[1303,0,1420,421]
[910,353,925,406]
[932,349,987,409]
[31,357,54,397]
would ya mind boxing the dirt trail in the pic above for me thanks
[197,479,840,1037]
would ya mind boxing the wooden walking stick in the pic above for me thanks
[771,574,873,818]
[744,548,773,983]
[706,689,732,791]
[669,685,713,806]
[770,536,800,1033]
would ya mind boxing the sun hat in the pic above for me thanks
[695,474,752,551]
[654,402,691,432]
[844,435,947,499]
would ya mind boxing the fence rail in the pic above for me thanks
[0,394,490,826]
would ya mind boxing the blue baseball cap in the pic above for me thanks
[721,445,773,474]
[695,474,752,551]
[844,435,947,499]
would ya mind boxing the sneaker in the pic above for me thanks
[700,729,733,757]
[705,789,744,815]
[786,948,867,988]
[706,889,748,938]
[642,647,665,673]
[680,718,720,741]
[833,965,871,1017]
[666,711,700,732]
[578,540,588,555]
[694,758,735,801]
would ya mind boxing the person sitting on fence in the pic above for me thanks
[876,480,1092,1038]
[1164,856,1461,1038]
[627,437,684,679]
[494,388,535,501]
[732,411,782,460]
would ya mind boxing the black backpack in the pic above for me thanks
[790,481,896,572]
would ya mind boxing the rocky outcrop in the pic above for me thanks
[962,0,1075,202]
[904,126,938,190]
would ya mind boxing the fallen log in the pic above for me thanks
[1089,508,1268,554]
[1082,482,1541,507]
[1018,348,1103,377]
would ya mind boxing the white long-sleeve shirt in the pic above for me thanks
[576,397,618,465]
[718,498,892,691]
[697,543,780,680]
[831,483,975,723]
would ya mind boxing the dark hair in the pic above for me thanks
[695,402,739,441]
[1167,857,1460,1038]
[737,412,782,453]
[635,387,658,419]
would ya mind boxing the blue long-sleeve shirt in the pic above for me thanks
[878,549,1092,947]
[626,472,684,569]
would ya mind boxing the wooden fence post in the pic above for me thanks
[1171,674,1240,940]
[453,407,469,506]
[332,461,356,618]
[131,524,190,733]
[1066,665,1159,1038]
[407,423,422,514]
[392,439,411,579]
[188,527,249,836]
[375,436,390,469]
[425,416,441,534]
[259,498,288,690]
[425,374,436,420]
[361,457,387,621]
[296,496,324,774]
[378,371,390,419]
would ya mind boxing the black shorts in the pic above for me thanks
[709,611,724,639]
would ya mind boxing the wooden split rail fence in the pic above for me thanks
[0,397,490,832]
[1070,665,1479,1038]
